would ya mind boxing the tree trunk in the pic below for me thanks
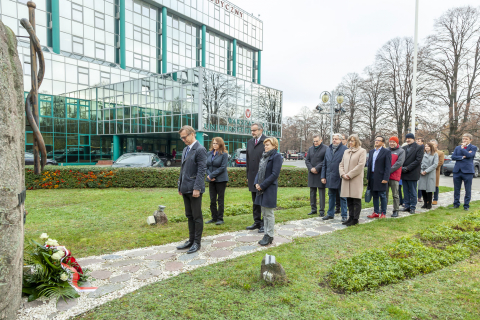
[0,21,25,319]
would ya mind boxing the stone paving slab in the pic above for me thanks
[16,190,480,320]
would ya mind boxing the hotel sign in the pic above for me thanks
[208,0,244,19]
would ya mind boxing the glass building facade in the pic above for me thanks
[1,0,279,164]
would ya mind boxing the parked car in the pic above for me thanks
[297,153,305,160]
[232,148,247,167]
[156,152,174,167]
[443,153,480,178]
[112,153,164,168]
[25,152,58,166]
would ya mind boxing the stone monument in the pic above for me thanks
[0,20,26,319]
[260,254,286,283]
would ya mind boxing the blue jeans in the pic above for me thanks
[453,172,473,209]
[403,180,418,210]
[372,190,387,213]
[433,186,439,201]
[327,188,347,217]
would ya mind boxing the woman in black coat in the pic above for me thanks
[205,137,229,225]
[254,137,282,246]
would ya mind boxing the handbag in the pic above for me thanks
[364,189,372,203]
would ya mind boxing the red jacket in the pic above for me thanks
[389,147,405,181]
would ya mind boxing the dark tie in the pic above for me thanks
[255,139,258,145]
[185,146,190,159]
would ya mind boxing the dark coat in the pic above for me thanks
[206,151,229,183]
[321,144,348,189]
[366,147,392,192]
[178,141,207,194]
[254,153,283,208]
[305,144,327,188]
[401,142,424,181]
[452,144,478,174]
[246,134,267,192]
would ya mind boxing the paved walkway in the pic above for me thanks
[17,191,480,320]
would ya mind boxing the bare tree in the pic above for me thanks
[358,66,389,150]
[376,37,427,143]
[423,6,480,151]
[337,73,362,136]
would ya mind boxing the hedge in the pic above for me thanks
[26,166,369,190]
[328,211,480,293]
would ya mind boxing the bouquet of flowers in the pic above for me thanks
[22,233,96,302]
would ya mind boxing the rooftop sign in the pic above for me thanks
[209,0,244,19]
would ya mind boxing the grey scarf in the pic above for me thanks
[256,149,277,195]
[332,144,340,154]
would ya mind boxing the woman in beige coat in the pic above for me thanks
[339,134,367,226]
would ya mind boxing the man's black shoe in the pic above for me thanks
[341,216,348,222]
[246,224,261,230]
[258,226,265,233]
[335,208,341,214]
[187,243,201,254]
[215,220,225,225]
[176,241,193,250]
[464,207,469,211]
[205,219,216,224]
[400,207,411,212]
[346,219,358,227]
[307,211,317,215]
[319,211,325,217]
[391,211,399,218]
[409,209,416,214]
[322,215,334,220]
[447,205,460,209]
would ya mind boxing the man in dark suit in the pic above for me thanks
[400,133,424,214]
[449,133,478,211]
[321,133,348,221]
[246,123,267,232]
[176,126,207,254]
[367,136,392,219]
[305,135,327,216]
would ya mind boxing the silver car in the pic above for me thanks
[112,153,164,168]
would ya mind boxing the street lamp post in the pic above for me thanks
[316,91,345,143]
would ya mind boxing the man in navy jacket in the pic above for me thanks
[367,136,392,218]
[449,133,478,211]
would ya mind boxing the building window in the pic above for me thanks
[72,4,83,23]
[73,36,83,54]
[24,57,31,76]
[96,43,105,60]
[78,67,89,85]
[95,12,105,29]
[101,72,110,84]
[172,40,179,54]
[134,53,142,69]
[133,25,142,40]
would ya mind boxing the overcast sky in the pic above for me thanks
[237,0,479,117]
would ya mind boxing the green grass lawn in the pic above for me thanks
[76,202,480,320]
[25,186,454,258]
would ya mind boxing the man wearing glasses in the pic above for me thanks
[366,136,392,219]
[176,126,207,254]
[246,123,267,233]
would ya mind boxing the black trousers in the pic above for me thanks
[251,192,263,226]
[183,193,203,244]
[209,181,227,221]
[347,197,362,219]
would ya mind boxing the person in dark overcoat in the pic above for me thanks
[321,133,348,221]
[400,133,424,214]
[205,137,229,225]
[366,136,392,218]
[246,123,267,232]
[176,126,207,254]
[305,135,327,216]
[254,137,282,246]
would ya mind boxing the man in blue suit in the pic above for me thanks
[449,133,477,211]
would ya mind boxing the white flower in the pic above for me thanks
[60,273,69,281]
[39,233,49,240]
[51,250,65,260]
[45,238,59,247]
